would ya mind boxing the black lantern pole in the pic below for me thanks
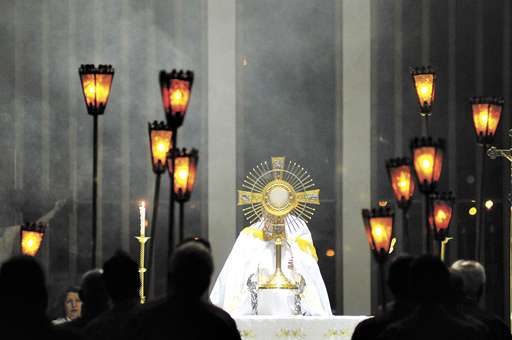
[159,69,194,282]
[171,148,199,243]
[411,137,445,254]
[146,121,173,297]
[78,64,114,268]
[362,207,395,312]
[386,158,415,253]
[471,96,504,261]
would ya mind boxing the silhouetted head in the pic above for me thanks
[179,236,212,252]
[103,250,140,304]
[168,242,213,299]
[79,269,110,319]
[0,255,47,314]
[450,260,486,302]
[447,269,465,307]
[387,255,414,300]
[409,255,450,304]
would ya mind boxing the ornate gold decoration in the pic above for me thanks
[135,235,150,304]
[238,156,320,290]
[324,328,350,337]
[276,328,306,338]
[239,329,256,338]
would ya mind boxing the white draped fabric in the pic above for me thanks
[235,316,369,340]
[210,216,332,316]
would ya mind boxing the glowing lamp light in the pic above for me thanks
[148,121,173,174]
[470,96,504,145]
[430,192,454,241]
[325,249,335,257]
[362,207,394,261]
[485,200,494,210]
[78,64,114,116]
[411,137,445,194]
[159,69,194,128]
[169,148,199,202]
[411,66,436,115]
[386,158,415,210]
[20,223,46,257]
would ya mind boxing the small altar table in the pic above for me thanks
[234,315,369,340]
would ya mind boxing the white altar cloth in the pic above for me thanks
[234,315,369,340]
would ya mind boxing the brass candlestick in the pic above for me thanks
[135,235,150,304]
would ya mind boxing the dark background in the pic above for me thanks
[0,0,510,320]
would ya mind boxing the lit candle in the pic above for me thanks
[139,201,146,236]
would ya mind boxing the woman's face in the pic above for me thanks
[64,292,82,320]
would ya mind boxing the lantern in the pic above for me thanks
[411,137,445,193]
[386,158,415,210]
[411,66,436,116]
[20,223,46,257]
[169,148,199,202]
[362,207,395,260]
[429,192,454,241]
[78,64,114,116]
[470,96,504,145]
[148,121,173,174]
[159,69,194,128]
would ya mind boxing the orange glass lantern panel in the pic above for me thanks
[413,73,435,109]
[413,147,443,186]
[21,230,44,257]
[79,65,114,115]
[389,165,415,203]
[170,149,198,202]
[169,79,191,115]
[433,201,452,231]
[411,67,436,115]
[471,99,503,145]
[150,130,173,172]
[369,217,393,254]
[174,156,191,195]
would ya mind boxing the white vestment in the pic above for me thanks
[210,216,332,316]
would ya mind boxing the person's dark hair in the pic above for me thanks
[168,242,213,298]
[179,236,212,252]
[387,255,414,299]
[103,250,140,302]
[450,260,486,301]
[0,255,48,312]
[79,269,110,319]
[409,255,450,303]
[448,269,465,307]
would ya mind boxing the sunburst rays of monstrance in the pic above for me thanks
[238,156,320,289]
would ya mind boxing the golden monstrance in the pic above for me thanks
[238,156,320,290]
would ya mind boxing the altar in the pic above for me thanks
[234,315,368,340]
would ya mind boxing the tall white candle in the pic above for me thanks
[139,201,146,236]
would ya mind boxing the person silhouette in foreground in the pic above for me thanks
[125,241,241,340]
[60,268,110,333]
[377,255,488,340]
[85,250,141,340]
[0,255,82,340]
[450,260,512,340]
[351,255,415,340]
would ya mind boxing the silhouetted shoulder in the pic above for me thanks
[51,327,85,340]
[351,316,377,340]
[201,302,241,336]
